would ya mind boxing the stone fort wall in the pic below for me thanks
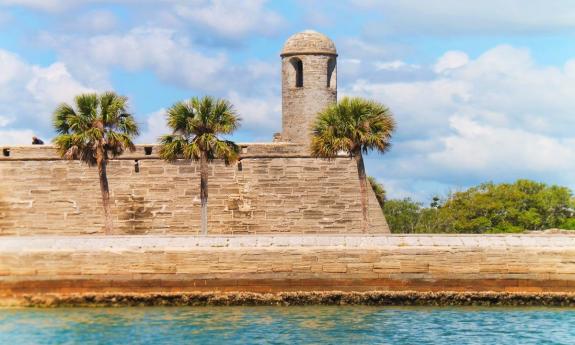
[1,235,573,299]
[0,144,389,235]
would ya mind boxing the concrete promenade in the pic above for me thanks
[1,233,575,250]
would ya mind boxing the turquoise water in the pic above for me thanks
[0,306,574,344]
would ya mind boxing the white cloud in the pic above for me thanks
[0,116,11,127]
[41,26,285,102]
[66,10,118,32]
[0,0,95,11]
[431,116,575,174]
[44,27,228,90]
[354,45,575,199]
[173,0,284,39]
[376,60,420,71]
[227,91,280,134]
[26,63,94,105]
[353,0,575,35]
[0,128,35,145]
[433,51,469,74]
[0,0,170,12]
[338,37,408,60]
[138,109,169,144]
[1,0,284,40]
[0,49,94,143]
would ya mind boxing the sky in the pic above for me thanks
[1,0,575,202]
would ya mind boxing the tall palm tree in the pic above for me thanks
[158,96,240,235]
[311,97,396,232]
[52,92,139,234]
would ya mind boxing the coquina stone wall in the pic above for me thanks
[0,235,573,298]
[0,144,388,235]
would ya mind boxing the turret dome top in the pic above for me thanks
[281,30,337,57]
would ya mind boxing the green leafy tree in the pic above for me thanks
[52,92,139,234]
[382,180,575,233]
[311,97,396,232]
[561,218,575,230]
[440,180,574,233]
[158,96,240,235]
[383,198,422,233]
[430,196,441,208]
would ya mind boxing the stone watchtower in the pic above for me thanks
[281,30,337,146]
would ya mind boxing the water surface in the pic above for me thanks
[1,306,573,344]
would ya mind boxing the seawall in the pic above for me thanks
[0,144,388,235]
[1,234,574,305]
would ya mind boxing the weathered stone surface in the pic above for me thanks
[0,235,573,298]
[0,31,392,235]
[0,144,389,235]
[281,31,337,147]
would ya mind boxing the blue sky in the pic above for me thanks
[1,0,575,202]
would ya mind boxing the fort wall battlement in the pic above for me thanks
[0,144,389,235]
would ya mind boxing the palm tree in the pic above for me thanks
[52,92,139,234]
[158,96,240,235]
[311,97,396,232]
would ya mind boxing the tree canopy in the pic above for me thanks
[381,180,575,233]
[158,96,240,163]
[311,97,395,158]
[53,92,139,163]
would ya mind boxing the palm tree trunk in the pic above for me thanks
[354,151,369,232]
[200,151,209,235]
[97,148,113,235]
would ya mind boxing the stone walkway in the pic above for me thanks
[1,234,574,252]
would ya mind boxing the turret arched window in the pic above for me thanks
[327,57,336,88]
[290,58,303,87]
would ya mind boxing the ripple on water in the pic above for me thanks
[0,306,574,345]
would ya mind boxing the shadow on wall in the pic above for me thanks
[0,193,11,235]
[116,195,154,235]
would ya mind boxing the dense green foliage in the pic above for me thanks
[381,180,575,233]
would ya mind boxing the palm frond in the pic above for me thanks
[159,95,241,163]
[53,103,77,134]
[75,93,99,120]
[212,139,240,165]
[182,141,202,160]
[52,92,139,165]
[166,100,195,134]
[311,96,396,158]
[158,134,188,161]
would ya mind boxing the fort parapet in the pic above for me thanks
[0,144,389,235]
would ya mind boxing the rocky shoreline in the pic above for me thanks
[3,291,575,308]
